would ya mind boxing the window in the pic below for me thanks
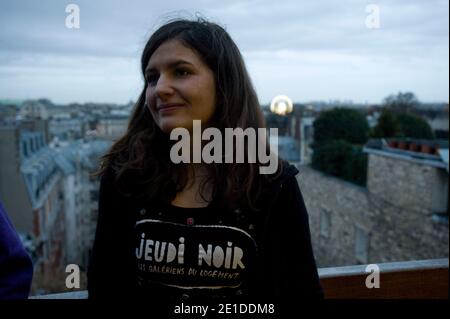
[304,125,313,141]
[431,169,449,214]
[355,225,370,264]
[90,189,99,201]
[22,141,28,157]
[320,209,331,237]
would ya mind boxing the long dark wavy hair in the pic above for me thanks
[96,18,282,212]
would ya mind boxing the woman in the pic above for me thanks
[87,18,323,305]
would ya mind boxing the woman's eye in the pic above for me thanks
[146,69,189,86]
[175,68,190,76]
[146,75,158,86]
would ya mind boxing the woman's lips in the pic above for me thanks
[157,103,186,114]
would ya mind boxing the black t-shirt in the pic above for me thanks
[134,203,258,300]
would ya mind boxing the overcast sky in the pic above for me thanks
[0,0,448,105]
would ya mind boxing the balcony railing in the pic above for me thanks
[30,258,448,299]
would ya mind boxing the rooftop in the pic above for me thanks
[364,138,449,171]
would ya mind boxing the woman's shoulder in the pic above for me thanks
[254,159,300,209]
[98,164,120,184]
[263,158,299,189]
[97,165,122,198]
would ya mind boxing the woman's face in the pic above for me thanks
[145,39,217,134]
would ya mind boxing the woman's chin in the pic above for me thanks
[158,119,192,134]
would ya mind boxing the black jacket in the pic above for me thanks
[0,201,33,299]
[87,160,323,303]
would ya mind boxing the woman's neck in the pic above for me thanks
[171,164,213,208]
[186,163,209,183]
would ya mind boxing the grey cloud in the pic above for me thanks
[0,0,448,104]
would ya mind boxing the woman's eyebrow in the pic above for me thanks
[145,60,194,74]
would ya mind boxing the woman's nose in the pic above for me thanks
[155,74,175,98]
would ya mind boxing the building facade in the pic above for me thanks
[0,122,66,289]
[297,138,448,267]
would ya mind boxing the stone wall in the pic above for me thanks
[296,157,449,268]
[367,154,437,212]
